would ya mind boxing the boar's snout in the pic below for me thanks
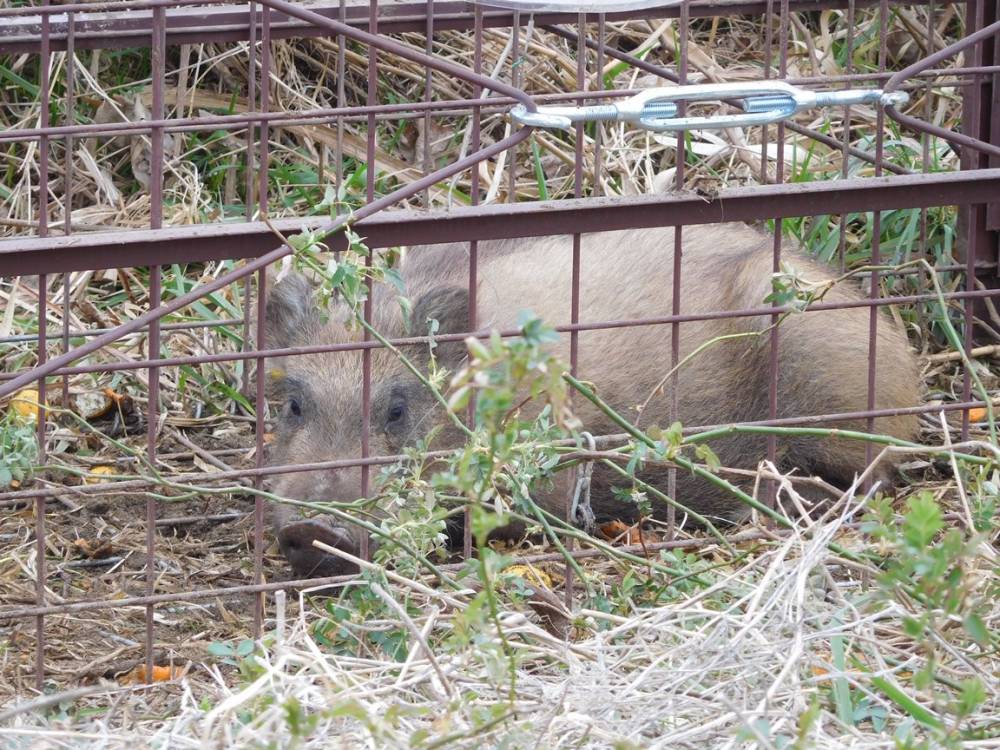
[277,519,360,579]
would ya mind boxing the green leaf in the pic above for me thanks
[902,492,943,549]
[531,140,549,201]
[695,443,721,472]
[902,616,924,639]
[206,641,234,657]
[328,699,368,722]
[384,266,406,295]
[963,613,989,645]
[370,629,409,662]
[0,63,40,97]
[870,676,943,729]
[208,380,254,414]
[957,678,986,717]
[830,632,854,727]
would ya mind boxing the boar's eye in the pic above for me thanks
[387,400,405,425]
[380,386,410,442]
[281,380,308,422]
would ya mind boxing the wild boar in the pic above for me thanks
[263,223,921,578]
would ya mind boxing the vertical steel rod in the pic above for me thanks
[246,1,258,218]
[959,0,987,440]
[865,0,889,478]
[593,14,605,198]
[837,0,855,275]
[360,0,379,563]
[668,1,690,539]
[760,0,774,185]
[34,0,52,691]
[243,2,268,639]
[422,0,434,206]
[765,0,789,513]
[464,3,484,561]
[259,6,271,218]
[336,0,346,215]
[144,4,166,682]
[61,12,76,408]
[916,2,933,346]
[508,11,520,203]
[253,269,267,634]
[240,1,258,396]
[566,10,587,606]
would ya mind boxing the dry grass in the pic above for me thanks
[1,495,997,748]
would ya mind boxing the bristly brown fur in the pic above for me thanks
[262,223,922,576]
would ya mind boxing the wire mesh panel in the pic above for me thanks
[0,0,998,696]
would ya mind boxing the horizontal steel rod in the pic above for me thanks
[0,0,950,53]
[3,67,984,144]
[1,286,998,383]
[3,169,998,277]
[8,261,990,347]
[0,90,622,144]
[0,397,990,506]
[0,317,242,345]
[0,529,788,621]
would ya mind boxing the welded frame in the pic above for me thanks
[1,0,998,688]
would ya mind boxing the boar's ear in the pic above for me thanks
[410,285,470,367]
[263,271,321,350]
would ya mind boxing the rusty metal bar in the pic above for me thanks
[0,0,957,54]
[5,285,997,385]
[253,267,267,635]
[765,0,789,511]
[837,0,856,274]
[8,255,989,346]
[422,0,434,206]
[143,4,166,682]
[0,91,588,144]
[0,528,798,623]
[2,68,992,145]
[258,6,271,219]
[593,14,605,197]
[60,10,76,409]
[238,3,259,400]
[462,2,484,562]
[0,317,245,345]
[360,0,380,564]
[864,0,890,481]
[4,169,998,278]
[667,0,692,539]
[958,0,994,439]
[509,10,521,204]
[33,0,53,692]
[563,8,588,606]
[336,0,346,215]
[252,3,273,635]
[2,394,994,509]
[916,1,933,345]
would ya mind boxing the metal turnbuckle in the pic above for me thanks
[510,81,910,132]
